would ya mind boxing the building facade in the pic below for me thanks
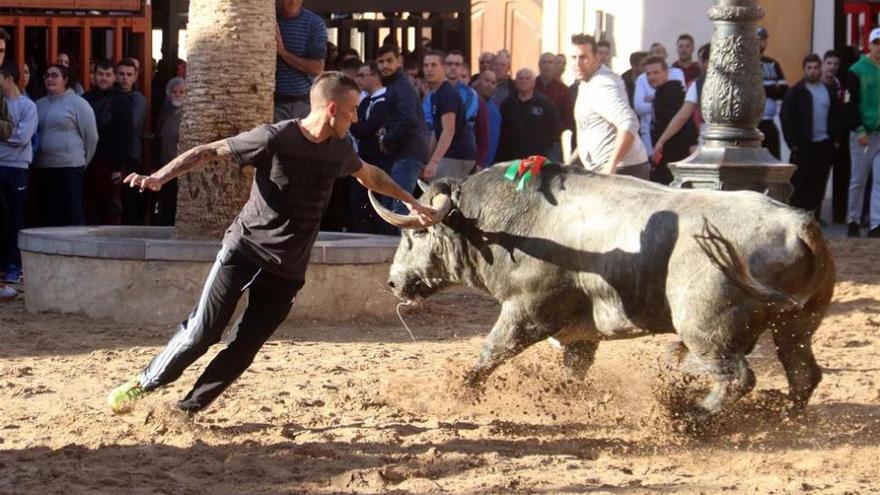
[471,0,859,86]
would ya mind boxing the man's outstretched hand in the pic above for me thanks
[123,173,162,193]
[405,200,439,226]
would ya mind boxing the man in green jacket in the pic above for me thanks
[845,27,880,238]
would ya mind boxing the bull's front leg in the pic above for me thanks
[464,303,555,391]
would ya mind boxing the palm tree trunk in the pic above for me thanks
[174,0,276,238]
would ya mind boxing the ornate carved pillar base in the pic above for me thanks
[670,0,796,203]
[670,146,795,202]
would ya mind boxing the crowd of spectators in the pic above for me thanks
[2,6,880,301]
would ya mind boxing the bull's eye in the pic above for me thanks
[412,229,429,238]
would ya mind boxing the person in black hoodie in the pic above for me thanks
[757,27,788,160]
[375,45,429,214]
[82,59,134,225]
[646,57,695,185]
[780,53,842,222]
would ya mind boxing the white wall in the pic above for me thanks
[812,0,835,56]
[642,0,715,57]
[542,0,718,81]
[541,0,646,81]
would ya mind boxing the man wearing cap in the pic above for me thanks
[757,27,788,160]
[844,27,880,238]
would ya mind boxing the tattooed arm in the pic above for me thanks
[352,163,436,223]
[124,139,233,192]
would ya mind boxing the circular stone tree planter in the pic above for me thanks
[19,227,401,325]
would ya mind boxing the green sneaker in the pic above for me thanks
[107,377,148,414]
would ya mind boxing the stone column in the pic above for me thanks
[669,0,795,202]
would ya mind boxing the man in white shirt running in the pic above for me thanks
[570,34,649,179]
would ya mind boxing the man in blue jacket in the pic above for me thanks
[376,45,430,214]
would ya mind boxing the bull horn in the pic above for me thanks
[368,190,452,229]
[417,179,430,194]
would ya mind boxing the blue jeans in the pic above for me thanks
[0,167,28,267]
[388,158,424,215]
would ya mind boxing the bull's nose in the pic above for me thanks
[387,280,396,289]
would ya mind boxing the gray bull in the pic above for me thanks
[369,163,835,416]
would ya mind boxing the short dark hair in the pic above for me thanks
[0,28,9,43]
[598,40,612,49]
[310,71,360,104]
[339,57,362,73]
[629,51,649,67]
[360,61,380,76]
[45,63,71,88]
[117,57,138,71]
[376,44,400,59]
[0,62,19,82]
[94,59,115,72]
[803,53,822,68]
[571,33,598,54]
[338,48,360,61]
[698,43,711,63]
[823,49,840,61]
[446,49,466,60]
[643,56,668,70]
[404,57,420,71]
[423,49,446,62]
[678,33,695,44]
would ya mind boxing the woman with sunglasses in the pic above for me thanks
[33,64,98,226]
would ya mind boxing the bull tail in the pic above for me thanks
[693,217,823,309]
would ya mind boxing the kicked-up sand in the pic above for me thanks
[0,238,878,494]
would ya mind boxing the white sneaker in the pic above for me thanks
[0,285,18,302]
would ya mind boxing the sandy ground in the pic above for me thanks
[1,238,879,495]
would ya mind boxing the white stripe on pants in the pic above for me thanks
[847,132,880,229]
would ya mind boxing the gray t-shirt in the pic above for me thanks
[224,120,362,280]
[806,82,830,143]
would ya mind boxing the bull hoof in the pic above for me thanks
[785,399,809,418]
[460,370,488,402]
[673,406,714,435]
[561,351,590,380]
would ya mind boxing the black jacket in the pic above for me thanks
[651,80,697,163]
[350,89,392,169]
[83,88,134,172]
[780,79,842,151]
[380,69,429,162]
[621,69,636,108]
[496,93,560,162]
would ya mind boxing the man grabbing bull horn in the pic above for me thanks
[107,72,439,414]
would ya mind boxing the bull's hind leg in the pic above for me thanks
[771,311,823,410]
[464,304,555,390]
[697,354,756,414]
[678,331,757,415]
